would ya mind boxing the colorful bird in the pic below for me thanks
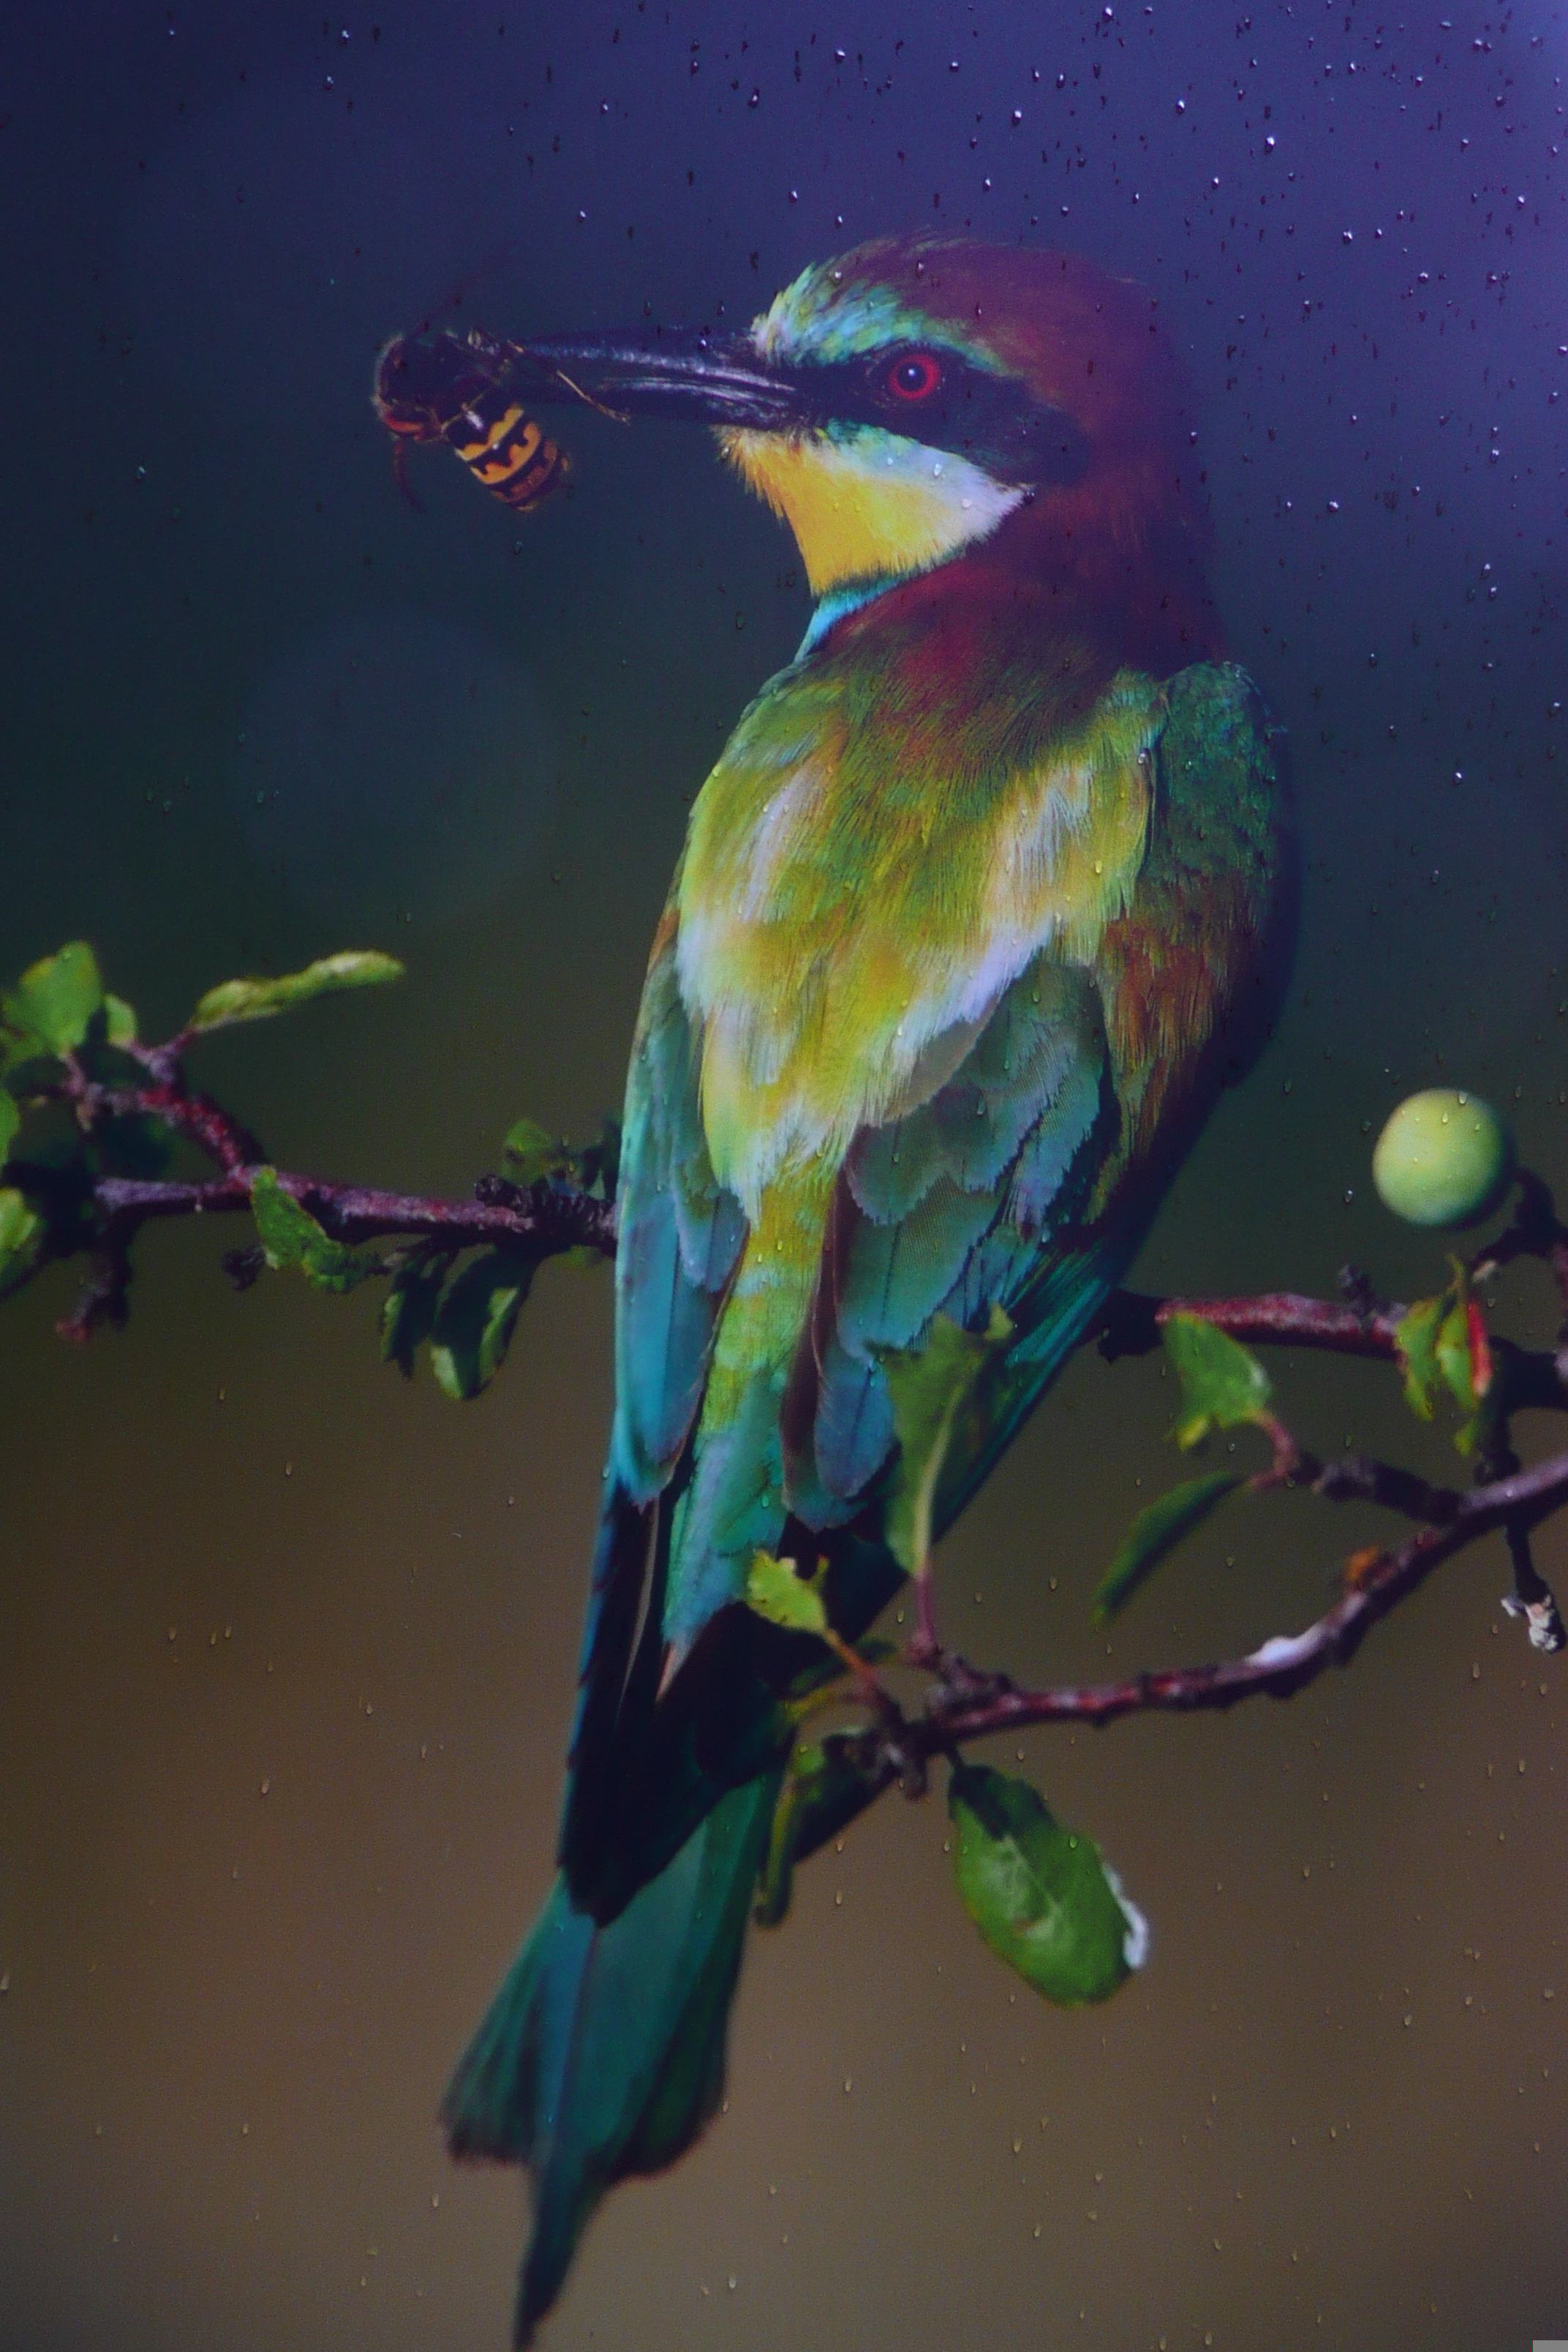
[439,235,1294,2342]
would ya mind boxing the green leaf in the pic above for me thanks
[427,1250,533,1399]
[249,1166,372,1293]
[379,1249,453,1378]
[1093,1471,1242,1623]
[755,1738,878,1927]
[1393,1291,1447,1422]
[0,1093,18,1169]
[500,1113,622,1202]
[1,941,104,1067]
[1395,1270,1492,1453]
[500,1117,576,1186]
[1164,1311,1273,1450]
[0,1186,45,1299]
[103,994,138,1047]
[188,950,404,1034]
[948,1763,1147,2007]
[745,1549,830,1638]
[881,1306,1012,1573]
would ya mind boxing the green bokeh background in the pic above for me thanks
[3,4,1566,2347]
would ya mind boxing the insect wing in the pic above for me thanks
[373,329,505,441]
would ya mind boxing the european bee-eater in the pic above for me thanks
[440,234,1294,2341]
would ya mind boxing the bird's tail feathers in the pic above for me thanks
[442,1774,777,2345]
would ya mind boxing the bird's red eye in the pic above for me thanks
[886,352,943,402]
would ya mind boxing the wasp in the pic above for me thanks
[372,325,569,513]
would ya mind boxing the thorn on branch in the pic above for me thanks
[222,1245,266,1292]
[1336,1262,1383,1327]
[921,1648,1019,1722]
[473,1171,521,1208]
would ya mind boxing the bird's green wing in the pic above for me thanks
[610,900,747,1501]
[560,903,746,1880]
[784,946,1124,1526]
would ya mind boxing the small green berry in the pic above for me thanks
[1371,1090,1513,1229]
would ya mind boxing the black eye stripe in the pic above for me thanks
[789,349,1090,489]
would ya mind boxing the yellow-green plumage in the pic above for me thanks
[679,659,1159,1204]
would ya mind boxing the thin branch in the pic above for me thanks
[1313,1451,1465,1523]
[1472,1169,1568,1318]
[52,1071,265,1173]
[91,1168,617,1256]
[799,1436,1568,1848]
[1156,1290,1403,1359]
[24,1031,618,1340]
[55,1237,134,1343]
[928,1441,1568,1739]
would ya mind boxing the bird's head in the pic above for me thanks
[521,234,1213,646]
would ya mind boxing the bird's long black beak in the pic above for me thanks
[510,328,805,430]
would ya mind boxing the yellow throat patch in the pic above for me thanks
[718,426,1023,598]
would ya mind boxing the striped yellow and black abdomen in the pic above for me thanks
[447,395,568,511]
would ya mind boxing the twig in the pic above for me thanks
[1157,1290,1404,1360]
[818,1435,1568,1834]
[91,1169,617,1256]
[50,1069,265,1173]
[25,1030,618,1338]
[1313,1452,1464,1523]
[55,1237,134,1343]
[921,1438,1568,1741]
[1472,1169,1568,1317]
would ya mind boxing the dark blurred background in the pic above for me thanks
[1,2,1565,2345]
